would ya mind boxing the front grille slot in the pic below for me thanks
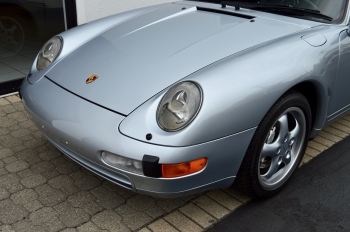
[197,7,255,19]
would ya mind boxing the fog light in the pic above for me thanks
[102,151,143,174]
[161,158,207,178]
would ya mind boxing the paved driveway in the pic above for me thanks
[0,95,349,232]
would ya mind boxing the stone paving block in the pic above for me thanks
[68,191,103,216]
[0,98,10,106]
[122,210,153,231]
[61,228,78,232]
[305,147,320,158]
[16,149,42,165]
[8,125,20,132]
[164,211,202,232]
[31,131,45,139]
[0,148,14,159]
[90,186,125,209]
[193,195,229,220]
[115,203,137,216]
[49,175,80,195]
[54,202,90,227]
[0,187,10,201]
[35,184,66,207]
[6,95,21,103]
[313,136,335,148]
[10,128,32,138]
[223,188,251,203]
[139,227,152,232]
[12,219,46,232]
[52,157,81,174]
[30,160,54,174]
[2,156,18,164]
[331,122,350,134]
[92,210,130,231]
[206,190,242,211]
[156,198,185,213]
[128,195,155,211]
[7,112,28,123]
[0,118,17,128]
[29,207,65,231]
[0,127,10,136]
[102,180,136,199]
[11,189,38,205]
[127,194,166,218]
[0,167,8,177]
[17,169,34,179]
[0,173,24,193]
[343,114,350,121]
[23,200,44,212]
[20,174,47,188]
[336,118,350,127]
[23,138,46,149]
[18,120,35,129]
[0,199,28,224]
[179,203,216,228]
[77,222,107,232]
[1,104,16,114]
[0,225,15,232]
[307,141,328,153]
[318,130,343,143]
[147,219,178,232]
[301,154,313,165]
[5,160,29,173]
[145,204,166,219]
[74,173,102,191]
[38,149,62,161]
[324,126,348,138]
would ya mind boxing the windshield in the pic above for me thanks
[188,0,348,24]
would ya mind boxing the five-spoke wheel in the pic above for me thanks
[234,90,311,199]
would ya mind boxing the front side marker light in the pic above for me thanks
[161,158,207,178]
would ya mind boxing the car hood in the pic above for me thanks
[46,3,310,115]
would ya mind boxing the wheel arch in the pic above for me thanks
[289,80,327,138]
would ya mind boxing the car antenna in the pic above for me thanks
[221,1,241,10]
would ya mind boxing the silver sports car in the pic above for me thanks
[20,0,350,199]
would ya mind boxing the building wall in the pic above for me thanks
[75,0,175,24]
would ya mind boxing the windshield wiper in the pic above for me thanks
[221,1,333,21]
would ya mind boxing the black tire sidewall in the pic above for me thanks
[243,90,311,199]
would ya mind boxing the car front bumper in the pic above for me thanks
[21,76,256,198]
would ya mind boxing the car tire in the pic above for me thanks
[234,90,311,200]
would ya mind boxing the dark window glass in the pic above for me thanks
[187,0,348,24]
[0,0,66,94]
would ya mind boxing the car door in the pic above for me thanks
[328,29,350,120]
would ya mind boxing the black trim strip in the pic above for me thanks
[0,78,24,96]
[45,76,127,117]
[197,7,255,19]
[64,0,78,29]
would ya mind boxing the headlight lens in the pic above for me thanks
[157,81,202,131]
[36,36,62,70]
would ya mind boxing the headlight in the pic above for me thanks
[157,81,202,131]
[36,36,62,70]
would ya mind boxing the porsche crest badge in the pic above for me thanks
[86,74,98,84]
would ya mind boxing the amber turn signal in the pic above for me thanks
[161,158,207,178]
